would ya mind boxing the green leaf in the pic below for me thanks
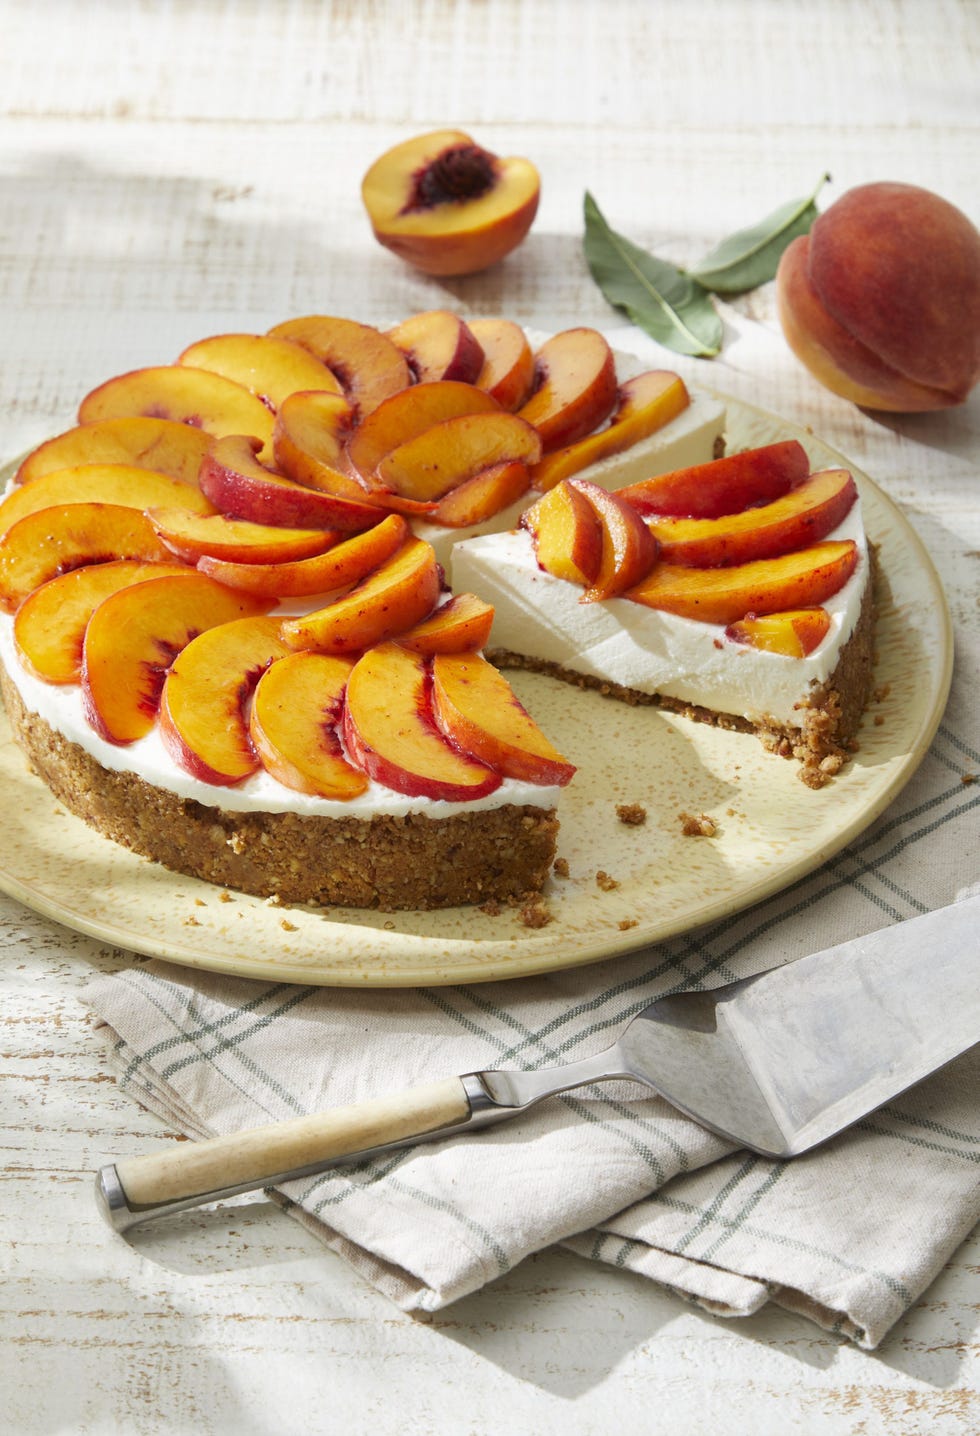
[583,192,722,358]
[690,174,830,295]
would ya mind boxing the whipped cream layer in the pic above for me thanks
[451,504,869,729]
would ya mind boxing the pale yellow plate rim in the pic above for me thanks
[0,397,953,986]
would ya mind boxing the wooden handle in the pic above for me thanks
[114,1076,471,1209]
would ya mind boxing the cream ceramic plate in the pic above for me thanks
[0,399,952,986]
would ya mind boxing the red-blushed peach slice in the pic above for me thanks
[646,468,858,568]
[530,371,690,491]
[13,417,213,488]
[431,652,576,786]
[80,572,270,744]
[200,435,384,532]
[386,310,485,384]
[346,381,501,479]
[469,318,536,409]
[398,593,495,654]
[618,440,811,519]
[145,508,338,565]
[343,642,501,801]
[177,333,343,409]
[77,365,276,459]
[375,411,542,503]
[280,535,440,654]
[0,463,215,538]
[520,479,603,586]
[159,616,295,785]
[249,650,367,799]
[726,608,832,658]
[572,481,659,601]
[625,540,859,625]
[198,513,409,597]
[362,131,540,277]
[268,316,412,417]
[431,460,531,528]
[0,504,175,612]
[13,559,192,684]
[518,329,618,450]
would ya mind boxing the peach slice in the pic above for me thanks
[343,642,501,801]
[249,651,367,799]
[469,318,536,409]
[375,411,542,503]
[518,328,618,450]
[521,478,604,587]
[573,481,659,601]
[198,513,409,597]
[346,380,501,479]
[159,616,294,785]
[13,559,191,684]
[618,440,811,519]
[177,333,343,409]
[726,608,832,658]
[645,468,858,568]
[272,391,376,500]
[13,417,213,488]
[431,652,576,786]
[78,365,276,459]
[280,535,440,654]
[625,540,859,625]
[431,459,531,528]
[268,315,412,417]
[361,129,540,277]
[0,503,175,612]
[398,593,495,654]
[0,463,215,538]
[80,572,269,744]
[386,310,484,384]
[200,435,384,532]
[146,507,338,565]
[530,371,691,491]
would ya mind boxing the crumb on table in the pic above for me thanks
[616,803,647,826]
[519,900,553,928]
[553,857,570,878]
[679,811,717,837]
[596,870,620,891]
[618,918,639,931]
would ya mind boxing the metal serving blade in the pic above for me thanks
[97,896,980,1233]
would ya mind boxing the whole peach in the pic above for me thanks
[776,182,980,411]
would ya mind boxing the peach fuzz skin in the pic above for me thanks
[776,182,980,412]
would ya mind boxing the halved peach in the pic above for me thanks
[518,329,618,450]
[362,130,540,277]
[530,371,690,491]
[249,651,367,799]
[80,572,269,744]
[386,310,484,384]
[431,460,531,528]
[77,365,275,459]
[146,507,338,565]
[618,440,810,519]
[343,642,501,800]
[573,481,659,601]
[645,468,858,568]
[469,318,536,409]
[200,435,384,532]
[0,504,174,612]
[268,315,412,417]
[375,411,542,503]
[159,616,295,785]
[346,380,501,479]
[625,540,859,625]
[177,333,343,409]
[726,608,832,658]
[0,463,215,538]
[398,593,495,654]
[198,513,408,597]
[13,559,191,683]
[431,652,576,786]
[280,535,440,654]
[13,416,213,488]
[521,479,603,586]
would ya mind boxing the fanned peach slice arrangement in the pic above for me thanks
[521,441,862,656]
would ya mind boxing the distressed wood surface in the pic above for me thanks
[1,2,978,1431]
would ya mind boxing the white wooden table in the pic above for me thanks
[2,3,977,1431]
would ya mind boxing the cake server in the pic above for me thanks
[96,896,980,1233]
